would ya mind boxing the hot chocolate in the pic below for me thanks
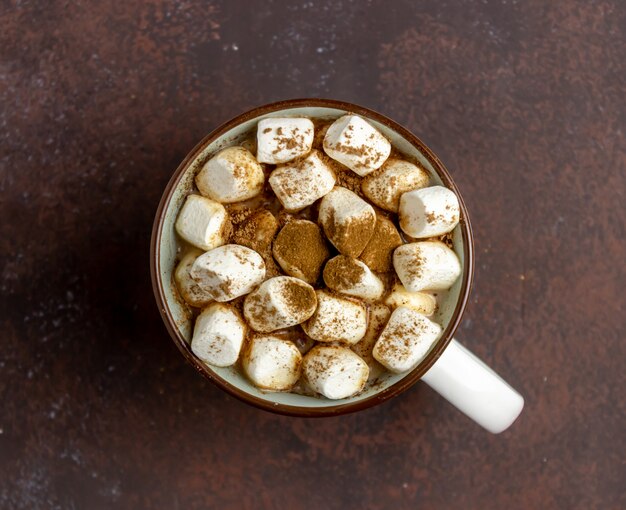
[173,114,462,400]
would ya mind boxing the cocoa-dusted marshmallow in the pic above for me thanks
[323,255,384,301]
[303,345,369,399]
[323,115,391,176]
[190,244,265,302]
[175,194,228,251]
[318,186,376,257]
[174,249,214,308]
[393,241,461,292]
[243,335,302,391]
[231,209,278,252]
[272,220,330,284]
[384,283,436,316]
[362,158,430,212]
[256,117,315,164]
[359,215,403,273]
[195,146,265,203]
[373,307,442,373]
[191,303,246,367]
[351,303,391,383]
[269,150,335,211]
[244,276,317,332]
[399,185,460,238]
[231,209,281,277]
[301,290,367,344]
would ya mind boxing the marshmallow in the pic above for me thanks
[174,249,214,308]
[302,290,367,344]
[175,194,228,251]
[256,117,315,164]
[399,185,460,238]
[195,146,265,203]
[243,335,302,391]
[323,255,384,301]
[359,215,403,273]
[272,220,330,284]
[244,276,317,332]
[190,244,266,301]
[361,158,430,212]
[393,241,461,292]
[269,150,335,211]
[373,307,442,373]
[231,209,281,277]
[318,186,376,257]
[191,303,246,367]
[232,209,278,251]
[384,283,437,316]
[323,115,391,176]
[302,346,369,399]
[351,303,391,382]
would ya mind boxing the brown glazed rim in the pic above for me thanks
[150,98,475,417]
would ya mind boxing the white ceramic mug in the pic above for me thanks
[150,99,524,433]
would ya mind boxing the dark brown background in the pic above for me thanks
[1,0,625,508]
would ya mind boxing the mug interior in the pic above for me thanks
[152,101,473,415]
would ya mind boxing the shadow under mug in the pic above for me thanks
[150,98,524,433]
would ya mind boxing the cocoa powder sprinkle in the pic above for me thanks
[323,255,366,290]
[281,279,316,315]
[273,220,331,284]
[359,216,403,273]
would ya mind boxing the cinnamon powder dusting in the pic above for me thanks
[323,207,375,258]
[231,209,281,277]
[323,255,366,290]
[281,279,316,315]
[359,215,403,272]
[273,220,331,284]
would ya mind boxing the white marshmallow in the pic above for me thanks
[190,244,266,302]
[256,117,315,164]
[351,303,391,383]
[243,335,302,391]
[302,290,367,344]
[373,307,442,373]
[303,346,369,399]
[361,159,430,212]
[384,283,437,316]
[393,241,461,292]
[174,249,214,308]
[191,303,246,367]
[399,185,460,238]
[269,150,335,211]
[175,194,228,251]
[318,186,376,257]
[195,146,265,203]
[243,276,317,332]
[323,255,384,301]
[323,115,391,176]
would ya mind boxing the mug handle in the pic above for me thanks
[421,339,524,433]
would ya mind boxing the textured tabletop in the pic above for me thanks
[1,1,625,509]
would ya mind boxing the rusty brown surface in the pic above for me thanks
[0,1,624,509]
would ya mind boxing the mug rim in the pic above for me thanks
[150,98,475,417]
